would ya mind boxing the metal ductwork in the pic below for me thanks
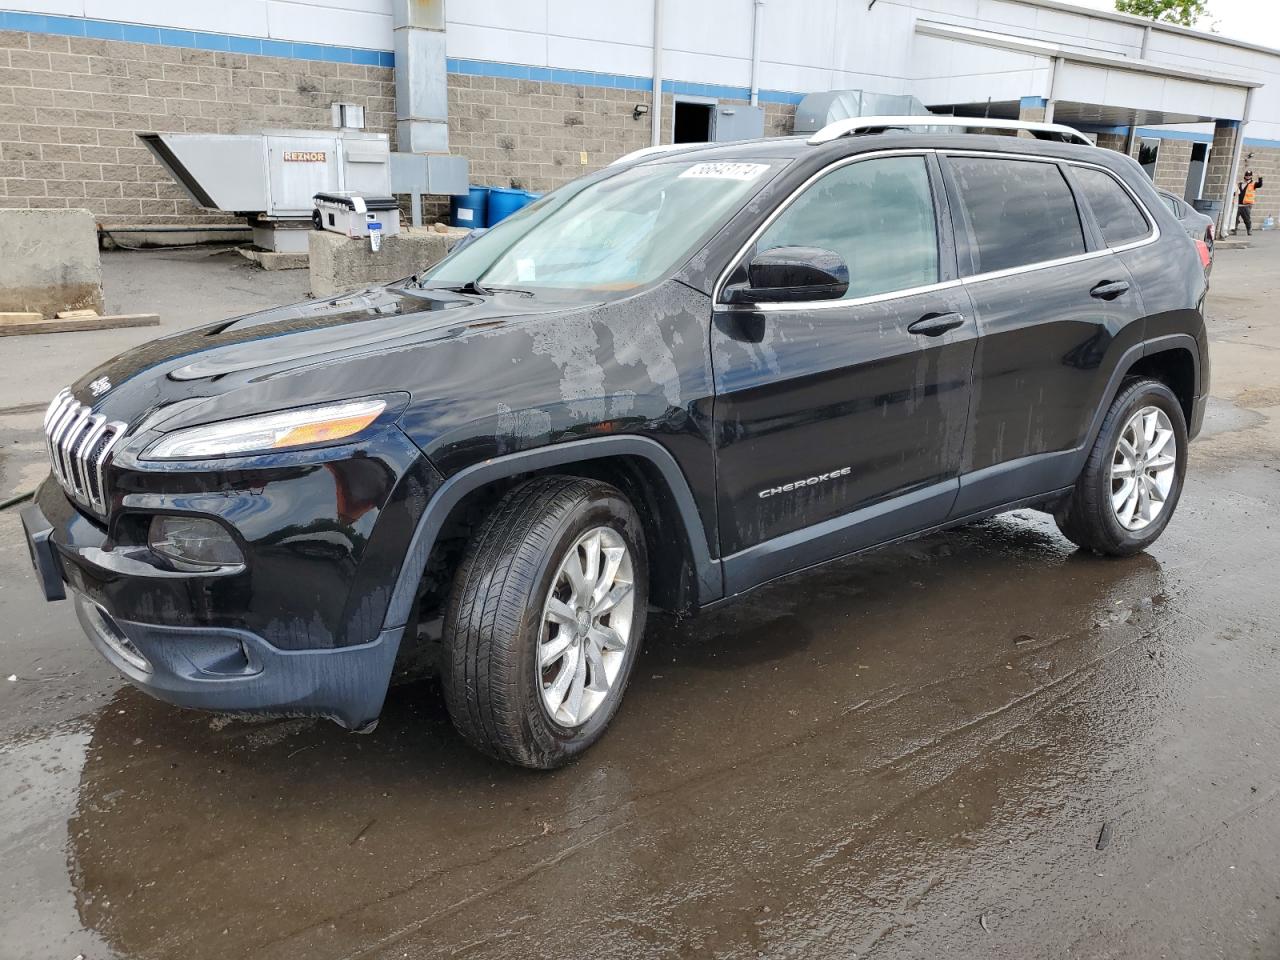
[393,0,449,153]
[138,129,395,252]
[793,90,931,134]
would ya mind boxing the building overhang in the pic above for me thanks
[1005,0,1280,62]
[911,20,1259,125]
[914,21,1262,90]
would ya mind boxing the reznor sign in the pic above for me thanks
[283,151,327,162]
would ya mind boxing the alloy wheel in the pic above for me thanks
[1111,405,1177,531]
[537,526,635,727]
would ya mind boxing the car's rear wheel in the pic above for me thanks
[1054,378,1188,556]
[442,475,647,768]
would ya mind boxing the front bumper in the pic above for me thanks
[71,590,402,729]
[19,425,439,727]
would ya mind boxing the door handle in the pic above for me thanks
[1090,279,1130,300]
[908,311,965,337]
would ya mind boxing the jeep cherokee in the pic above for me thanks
[22,117,1210,768]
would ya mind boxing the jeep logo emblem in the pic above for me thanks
[88,376,112,397]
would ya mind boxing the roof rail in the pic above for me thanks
[807,115,1093,147]
[609,142,709,166]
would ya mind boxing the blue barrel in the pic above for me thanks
[487,187,536,225]
[450,186,489,228]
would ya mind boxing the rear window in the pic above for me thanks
[947,157,1086,275]
[1075,167,1152,247]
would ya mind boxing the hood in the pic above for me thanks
[69,284,588,434]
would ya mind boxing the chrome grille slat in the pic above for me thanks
[74,416,108,494]
[48,400,79,480]
[41,388,127,515]
[57,408,91,483]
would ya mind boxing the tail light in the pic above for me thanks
[1194,238,1211,268]
[1206,221,1215,243]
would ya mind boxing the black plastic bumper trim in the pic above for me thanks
[20,503,66,602]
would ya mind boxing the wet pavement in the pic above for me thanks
[2,245,1279,959]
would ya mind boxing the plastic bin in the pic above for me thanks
[450,186,490,228]
[487,187,537,225]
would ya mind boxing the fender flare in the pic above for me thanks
[381,435,724,632]
[1079,334,1201,460]
[1143,333,1202,394]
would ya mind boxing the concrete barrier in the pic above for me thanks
[308,226,471,298]
[0,209,104,318]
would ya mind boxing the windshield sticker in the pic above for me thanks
[679,162,769,181]
[516,258,537,282]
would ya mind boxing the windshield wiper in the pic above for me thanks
[453,279,492,295]
[417,279,533,297]
[480,284,534,296]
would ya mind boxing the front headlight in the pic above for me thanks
[143,398,387,460]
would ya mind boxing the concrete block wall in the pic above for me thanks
[1150,137,1193,196]
[1094,132,1126,153]
[0,29,394,223]
[417,78,795,222]
[2,23,799,229]
[1236,145,1280,224]
[447,75,652,195]
[448,78,795,194]
[1204,123,1243,226]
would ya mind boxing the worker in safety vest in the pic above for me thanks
[1234,170,1263,236]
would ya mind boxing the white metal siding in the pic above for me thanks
[3,0,1280,136]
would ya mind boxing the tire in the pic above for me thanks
[1054,378,1188,557]
[441,475,648,769]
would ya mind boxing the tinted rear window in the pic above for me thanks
[1075,167,1152,247]
[947,157,1086,274]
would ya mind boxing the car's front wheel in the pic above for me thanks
[1054,378,1188,556]
[442,475,647,768]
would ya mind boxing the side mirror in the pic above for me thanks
[722,245,849,305]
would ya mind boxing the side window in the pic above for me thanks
[1074,167,1152,247]
[754,155,939,300]
[947,157,1086,274]
[1161,193,1182,218]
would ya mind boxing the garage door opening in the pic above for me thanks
[673,101,714,143]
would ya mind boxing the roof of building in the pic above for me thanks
[1023,0,1280,60]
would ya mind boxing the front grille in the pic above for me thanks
[43,388,127,515]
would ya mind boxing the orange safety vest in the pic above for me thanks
[1243,181,1258,205]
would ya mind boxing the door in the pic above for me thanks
[1184,142,1209,203]
[711,153,977,593]
[672,99,714,143]
[941,154,1148,516]
[713,104,765,141]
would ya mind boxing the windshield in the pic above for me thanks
[420,159,783,297]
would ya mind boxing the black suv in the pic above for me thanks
[23,118,1209,768]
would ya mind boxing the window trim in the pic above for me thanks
[1158,191,1185,219]
[942,151,1092,276]
[1065,162,1158,250]
[713,148,1160,311]
[713,149,953,313]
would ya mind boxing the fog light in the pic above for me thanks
[148,516,243,570]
